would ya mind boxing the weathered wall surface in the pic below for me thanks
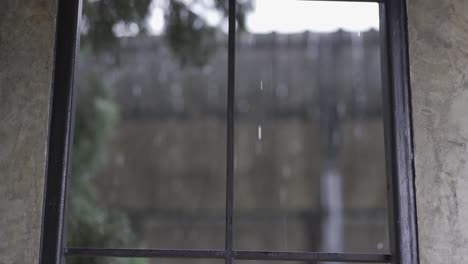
[0,0,56,263]
[408,0,468,263]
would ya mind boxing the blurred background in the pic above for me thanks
[65,1,389,264]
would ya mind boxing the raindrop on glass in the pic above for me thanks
[377,242,384,250]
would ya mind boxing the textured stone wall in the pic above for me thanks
[408,0,468,263]
[0,0,57,263]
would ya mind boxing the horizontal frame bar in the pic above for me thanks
[65,248,391,263]
[235,251,391,263]
[65,248,225,259]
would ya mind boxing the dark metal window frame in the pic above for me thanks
[39,0,419,263]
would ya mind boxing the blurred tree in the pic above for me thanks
[66,74,147,264]
[81,0,252,65]
[81,0,152,51]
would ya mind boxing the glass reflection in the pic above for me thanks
[234,0,388,253]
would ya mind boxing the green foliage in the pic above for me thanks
[81,0,252,65]
[212,0,252,31]
[82,0,152,51]
[164,1,217,66]
[71,75,118,178]
[66,74,147,264]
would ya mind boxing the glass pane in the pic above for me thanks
[234,0,388,253]
[65,258,223,264]
[66,1,228,249]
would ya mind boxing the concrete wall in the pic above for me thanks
[408,0,468,263]
[0,0,57,263]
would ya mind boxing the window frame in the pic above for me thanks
[39,0,419,263]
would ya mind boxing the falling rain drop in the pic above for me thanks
[258,125,262,140]
[260,80,263,91]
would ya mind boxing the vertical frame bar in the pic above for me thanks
[39,0,82,263]
[379,0,419,263]
[225,0,236,264]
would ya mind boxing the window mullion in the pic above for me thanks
[225,1,236,264]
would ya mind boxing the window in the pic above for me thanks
[40,0,418,264]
